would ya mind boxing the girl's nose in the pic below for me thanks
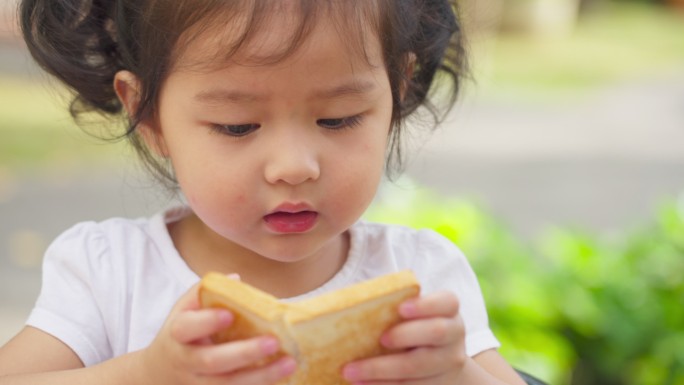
[263,133,321,186]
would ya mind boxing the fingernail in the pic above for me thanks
[260,337,280,355]
[227,273,241,280]
[343,364,361,381]
[217,310,233,326]
[278,357,297,375]
[380,332,392,347]
[399,301,417,317]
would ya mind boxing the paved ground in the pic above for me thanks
[2,38,684,346]
[406,72,684,235]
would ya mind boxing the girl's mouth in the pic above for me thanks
[263,211,318,233]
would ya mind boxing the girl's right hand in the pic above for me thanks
[137,284,297,385]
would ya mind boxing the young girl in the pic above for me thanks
[1,1,525,384]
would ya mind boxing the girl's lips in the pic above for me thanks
[263,211,318,233]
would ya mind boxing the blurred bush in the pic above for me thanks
[366,187,684,385]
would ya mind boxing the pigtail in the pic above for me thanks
[402,0,465,119]
[383,0,466,177]
[20,0,126,119]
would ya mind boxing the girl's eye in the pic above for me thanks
[317,115,363,130]
[210,123,260,137]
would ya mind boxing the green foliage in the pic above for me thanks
[366,187,684,385]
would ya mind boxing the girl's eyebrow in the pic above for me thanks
[193,89,263,104]
[313,80,377,100]
[193,79,378,105]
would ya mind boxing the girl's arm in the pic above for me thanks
[473,349,528,384]
[0,327,84,375]
[0,327,144,384]
[0,285,296,385]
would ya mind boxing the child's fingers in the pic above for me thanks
[399,291,459,319]
[188,336,284,375]
[170,308,233,344]
[381,316,465,349]
[343,346,463,383]
[213,356,297,385]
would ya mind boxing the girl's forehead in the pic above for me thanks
[170,1,384,73]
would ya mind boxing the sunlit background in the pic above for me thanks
[1,0,683,384]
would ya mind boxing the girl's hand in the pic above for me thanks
[137,283,297,385]
[342,291,466,385]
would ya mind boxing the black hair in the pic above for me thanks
[20,0,466,186]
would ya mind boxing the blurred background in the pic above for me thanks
[1,0,683,384]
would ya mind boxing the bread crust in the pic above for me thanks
[199,271,420,384]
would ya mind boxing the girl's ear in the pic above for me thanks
[400,52,417,101]
[113,71,169,157]
[113,70,141,117]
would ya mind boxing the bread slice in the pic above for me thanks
[199,270,420,384]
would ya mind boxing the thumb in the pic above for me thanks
[174,273,240,314]
[171,282,202,314]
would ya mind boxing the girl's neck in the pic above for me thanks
[168,213,349,298]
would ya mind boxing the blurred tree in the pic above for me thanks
[498,0,582,37]
[578,0,608,14]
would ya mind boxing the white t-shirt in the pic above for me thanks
[27,206,500,367]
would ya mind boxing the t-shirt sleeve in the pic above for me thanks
[26,222,113,366]
[413,229,501,357]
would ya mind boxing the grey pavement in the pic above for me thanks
[406,72,684,235]
[2,43,684,345]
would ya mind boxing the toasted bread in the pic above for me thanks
[199,270,420,385]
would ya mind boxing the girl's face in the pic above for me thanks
[151,14,393,267]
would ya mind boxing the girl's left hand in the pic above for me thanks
[342,291,466,385]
